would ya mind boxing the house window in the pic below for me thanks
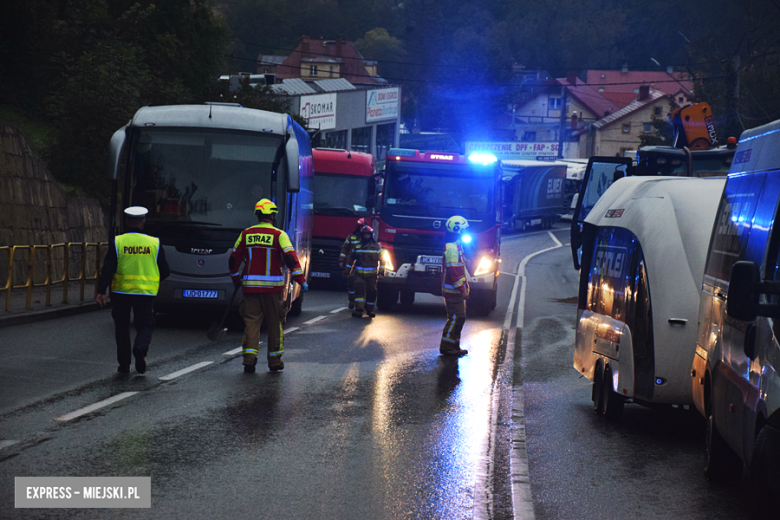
[633,88,639,93]
[522,131,537,141]
[678,96,685,103]
[598,88,605,92]
[622,123,631,133]
[549,98,562,109]
[654,107,662,116]
[329,66,334,77]
[309,65,318,76]
[351,127,371,153]
[643,122,652,133]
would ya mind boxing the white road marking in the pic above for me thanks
[0,440,19,450]
[284,327,300,334]
[303,315,328,325]
[330,307,348,313]
[55,392,138,422]
[223,347,243,356]
[158,361,213,382]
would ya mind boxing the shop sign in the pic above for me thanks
[301,94,337,129]
[366,88,399,123]
[465,141,560,159]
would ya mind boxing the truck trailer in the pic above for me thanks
[501,160,567,232]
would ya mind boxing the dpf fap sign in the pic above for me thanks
[366,87,399,123]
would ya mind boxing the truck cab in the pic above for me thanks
[309,148,376,284]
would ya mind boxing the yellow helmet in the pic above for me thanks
[446,215,469,234]
[254,198,278,215]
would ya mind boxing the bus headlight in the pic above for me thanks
[381,249,394,271]
[474,256,496,276]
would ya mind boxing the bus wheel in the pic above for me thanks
[602,367,624,420]
[704,414,743,482]
[377,286,398,311]
[289,293,304,317]
[400,290,415,307]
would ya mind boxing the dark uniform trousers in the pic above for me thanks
[240,292,285,367]
[440,294,467,351]
[354,275,377,314]
[345,265,356,306]
[111,292,156,368]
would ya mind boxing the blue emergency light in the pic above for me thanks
[467,153,498,165]
[461,234,473,244]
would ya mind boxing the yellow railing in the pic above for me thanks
[0,242,108,311]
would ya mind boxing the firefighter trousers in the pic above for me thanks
[346,268,356,306]
[240,292,285,368]
[440,294,467,352]
[354,275,377,314]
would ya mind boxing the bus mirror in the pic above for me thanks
[612,168,625,183]
[106,126,127,180]
[285,133,301,193]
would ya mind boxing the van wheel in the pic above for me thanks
[704,414,743,482]
[592,363,605,414]
[602,368,624,421]
[400,290,415,307]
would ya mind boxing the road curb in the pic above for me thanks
[0,302,105,328]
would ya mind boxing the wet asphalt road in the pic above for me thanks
[0,227,560,519]
[1,223,755,519]
[520,242,755,519]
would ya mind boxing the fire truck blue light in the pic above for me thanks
[467,153,498,165]
[461,234,472,244]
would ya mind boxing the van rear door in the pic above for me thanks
[570,157,632,269]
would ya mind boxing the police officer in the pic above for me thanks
[229,199,308,373]
[96,207,170,374]
[339,218,366,309]
[440,216,470,356]
[350,225,383,318]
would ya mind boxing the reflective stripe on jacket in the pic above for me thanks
[442,241,469,298]
[112,233,161,295]
[229,222,305,293]
[340,232,360,261]
[350,240,382,277]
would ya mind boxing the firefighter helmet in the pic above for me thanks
[356,218,367,227]
[446,216,469,234]
[361,225,374,236]
[254,198,278,215]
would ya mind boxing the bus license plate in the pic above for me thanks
[310,272,331,278]
[182,290,219,299]
[420,256,442,264]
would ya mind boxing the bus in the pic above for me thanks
[309,148,376,283]
[105,103,313,315]
[374,149,502,316]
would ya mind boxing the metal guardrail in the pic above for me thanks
[0,242,108,311]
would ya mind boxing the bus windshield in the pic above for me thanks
[129,129,283,233]
[383,162,494,217]
[313,174,371,217]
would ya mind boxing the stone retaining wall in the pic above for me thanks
[0,121,108,286]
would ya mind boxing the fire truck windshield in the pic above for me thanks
[383,162,495,216]
[129,129,282,236]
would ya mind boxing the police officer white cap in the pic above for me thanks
[124,206,148,219]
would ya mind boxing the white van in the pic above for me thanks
[691,119,780,499]
[573,175,725,418]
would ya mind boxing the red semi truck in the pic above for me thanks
[309,148,377,283]
[374,148,502,316]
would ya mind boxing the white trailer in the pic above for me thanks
[573,175,725,418]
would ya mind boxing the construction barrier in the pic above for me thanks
[0,242,108,311]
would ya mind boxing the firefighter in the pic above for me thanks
[350,225,383,319]
[440,215,470,356]
[339,218,366,309]
[229,198,308,373]
[96,206,170,374]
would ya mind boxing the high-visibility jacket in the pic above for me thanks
[339,230,361,263]
[349,239,382,278]
[229,222,306,293]
[112,233,161,295]
[442,241,469,298]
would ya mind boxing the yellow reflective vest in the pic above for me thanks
[112,233,161,295]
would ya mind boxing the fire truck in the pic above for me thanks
[309,148,376,283]
[374,149,502,316]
